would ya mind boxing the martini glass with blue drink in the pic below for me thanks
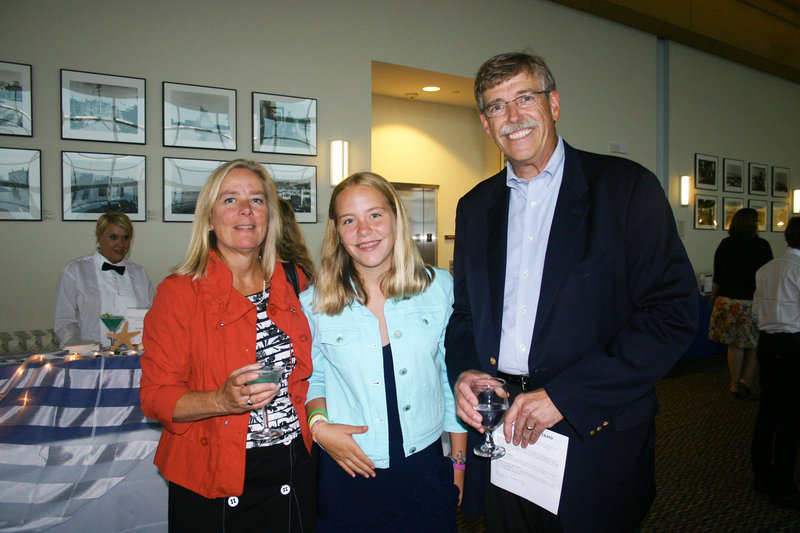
[248,363,285,442]
[472,377,509,458]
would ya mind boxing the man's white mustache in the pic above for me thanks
[500,119,539,136]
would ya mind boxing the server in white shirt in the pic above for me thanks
[751,216,800,509]
[54,211,155,348]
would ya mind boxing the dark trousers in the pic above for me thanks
[483,381,653,533]
[168,438,316,533]
[751,331,800,495]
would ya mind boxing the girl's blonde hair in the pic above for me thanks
[313,172,432,315]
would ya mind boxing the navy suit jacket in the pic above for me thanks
[445,142,698,530]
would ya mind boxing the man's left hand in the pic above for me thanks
[503,388,564,447]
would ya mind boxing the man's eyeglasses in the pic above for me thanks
[482,90,549,118]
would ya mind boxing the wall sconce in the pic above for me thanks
[793,188,800,214]
[330,139,349,186]
[680,175,691,206]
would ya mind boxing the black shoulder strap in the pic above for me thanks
[283,261,300,297]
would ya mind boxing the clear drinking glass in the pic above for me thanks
[248,363,285,442]
[472,377,509,459]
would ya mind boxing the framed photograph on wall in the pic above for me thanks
[748,163,768,196]
[772,201,789,232]
[163,157,224,221]
[694,194,717,230]
[263,163,317,223]
[722,158,744,193]
[163,82,236,150]
[61,70,145,144]
[771,166,790,197]
[0,61,32,136]
[253,92,317,155]
[695,154,718,190]
[62,152,145,221]
[722,197,744,231]
[0,147,40,220]
[749,199,768,232]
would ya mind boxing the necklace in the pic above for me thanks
[250,279,268,306]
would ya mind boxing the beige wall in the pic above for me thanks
[1,0,798,333]
[371,95,497,269]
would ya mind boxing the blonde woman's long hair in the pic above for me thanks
[173,159,281,281]
[313,172,432,315]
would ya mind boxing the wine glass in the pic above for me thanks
[472,377,509,459]
[248,363,285,442]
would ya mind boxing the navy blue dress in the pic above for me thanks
[317,344,458,532]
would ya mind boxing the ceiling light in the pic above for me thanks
[422,86,440,92]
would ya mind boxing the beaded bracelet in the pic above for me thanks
[450,450,466,470]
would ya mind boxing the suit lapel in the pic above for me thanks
[533,144,590,345]
[486,171,509,336]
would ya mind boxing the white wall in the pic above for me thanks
[1,0,798,332]
[668,42,800,275]
[372,95,494,269]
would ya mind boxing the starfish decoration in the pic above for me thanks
[106,321,141,351]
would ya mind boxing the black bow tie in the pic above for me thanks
[102,262,125,275]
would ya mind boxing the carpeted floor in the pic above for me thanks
[456,353,800,532]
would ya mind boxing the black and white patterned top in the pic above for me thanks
[245,288,300,448]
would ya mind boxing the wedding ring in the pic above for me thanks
[247,398,253,406]
[525,425,534,430]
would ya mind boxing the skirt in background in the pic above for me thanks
[708,296,759,348]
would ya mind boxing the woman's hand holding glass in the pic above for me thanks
[216,363,280,415]
[313,422,375,479]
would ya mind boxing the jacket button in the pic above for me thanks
[280,484,291,495]
[394,330,402,338]
[337,335,343,343]
[300,335,308,341]
[422,318,429,325]
[590,430,596,436]
[490,357,497,366]
[227,496,239,507]
[409,447,416,453]
[200,438,209,446]
[402,404,411,411]
[399,368,407,376]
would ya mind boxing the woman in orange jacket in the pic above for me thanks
[140,160,315,532]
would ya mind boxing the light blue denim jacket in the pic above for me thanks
[300,267,465,468]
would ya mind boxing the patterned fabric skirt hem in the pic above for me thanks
[708,296,759,348]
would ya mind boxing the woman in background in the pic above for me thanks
[277,197,315,283]
[140,160,315,532]
[53,211,155,347]
[709,207,773,399]
[301,172,465,532]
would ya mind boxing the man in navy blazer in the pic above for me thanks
[445,52,698,532]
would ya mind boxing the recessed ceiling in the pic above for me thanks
[372,61,476,108]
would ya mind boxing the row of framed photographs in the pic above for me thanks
[0,62,317,155]
[695,153,790,197]
[0,147,317,222]
[694,195,791,232]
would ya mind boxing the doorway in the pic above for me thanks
[392,183,438,266]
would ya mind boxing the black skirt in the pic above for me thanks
[168,437,316,533]
[316,344,458,532]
